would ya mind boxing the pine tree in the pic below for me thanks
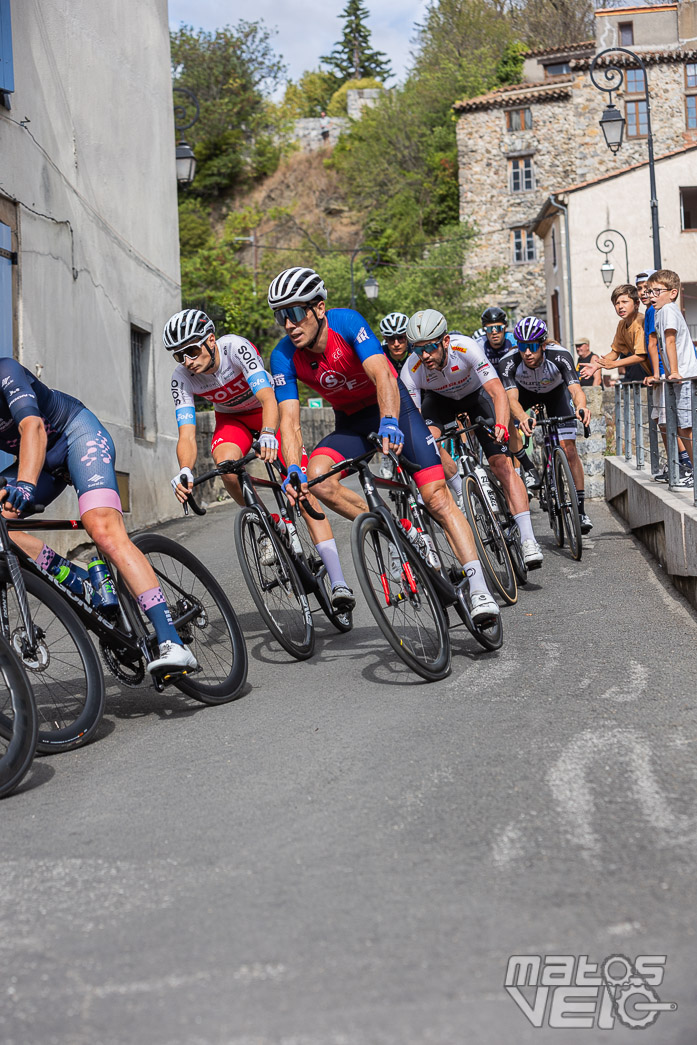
[321,0,392,84]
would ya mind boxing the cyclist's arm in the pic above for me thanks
[256,384,279,435]
[16,415,47,485]
[506,387,534,435]
[480,374,511,439]
[362,352,400,420]
[569,382,589,422]
[176,423,197,472]
[278,397,305,472]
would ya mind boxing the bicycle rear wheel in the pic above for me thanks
[489,483,528,585]
[554,448,582,561]
[235,507,314,660]
[0,570,105,753]
[132,532,248,702]
[462,475,517,605]
[351,513,450,682]
[0,638,38,798]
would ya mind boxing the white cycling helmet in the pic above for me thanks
[406,309,448,345]
[379,312,409,337]
[267,267,327,309]
[163,309,215,351]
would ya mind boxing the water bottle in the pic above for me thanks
[475,466,499,513]
[418,530,442,570]
[398,519,440,569]
[88,558,118,613]
[399,518,422,548]
[50,562,88,597]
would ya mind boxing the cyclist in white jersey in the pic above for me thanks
[400,310,543,568]
[163,309,355,611]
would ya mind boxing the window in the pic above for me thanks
[688,95,697,130]
[687,64,697,131]
[618,22,634,46]
[626,100,648,137]
[625,68,645,94]
[687,62,697,88]
[130,325,150,440]
[680,187,697,230]
[545,61,570,77]
[0,0,14,108]
[509,156,534,192]
[512,228,536,263]
[505,107,532,131]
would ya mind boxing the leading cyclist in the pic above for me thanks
[267,266,500,625]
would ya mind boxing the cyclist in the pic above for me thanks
[400,310,543,569]
[379,312,410,367]
[164,309,353,610]
[500,316,593,534]
[0,360,197,675]
[268,267,500,625]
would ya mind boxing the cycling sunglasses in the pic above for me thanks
[411,339,443,357]
[485,324,506,334]
[518,340,543,352]
[273,305,309,328]
[172,342,207,364]
[385,333,407,342]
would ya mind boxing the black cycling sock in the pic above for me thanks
[514,448,535,472]
[577,490,586,514]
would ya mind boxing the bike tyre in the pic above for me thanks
[462,475,517,605]
[234,508,314,660]
[553,448,583,561]
[0,639,38,798]
[490,482,528,585]
[132,532,249,701]
[351,513,451,682]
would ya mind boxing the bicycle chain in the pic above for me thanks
[99,639,145,687]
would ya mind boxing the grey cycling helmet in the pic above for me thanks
[379,312,409,337]
[406,309,448,344]
[267,267,327,309]
[163,309,215,351]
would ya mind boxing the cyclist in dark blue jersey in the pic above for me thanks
[0,359,196,675]
[267,267,500,624]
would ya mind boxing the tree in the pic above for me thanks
[510,0,594,49]
[171,22,287,197]
[281,69,337,118]
[321,0,392,84]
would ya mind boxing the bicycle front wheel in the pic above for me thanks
[235,508,314,660]
[462,475,517,605]
[489,483,528,585]
[0,569,106,753]
[0,639,38,798]
[553,448,582,561]
[351,513,450,682]
[132,533,248,703]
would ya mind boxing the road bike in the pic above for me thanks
[533,410,585,561]
[307,438,504,683]
[0,635,38,798]
[4,509,248,750]
[184,448,352,662]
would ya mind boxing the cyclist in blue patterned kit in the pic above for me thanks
[0,359,197,675]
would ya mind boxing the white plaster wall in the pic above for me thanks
[0,0,181,535]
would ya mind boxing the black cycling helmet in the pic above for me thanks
[481,306,507,326]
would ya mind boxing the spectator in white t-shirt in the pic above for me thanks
[647,269,697,486]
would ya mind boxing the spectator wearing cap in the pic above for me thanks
[574,337,601,386]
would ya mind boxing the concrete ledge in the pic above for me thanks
[605,456,697,607]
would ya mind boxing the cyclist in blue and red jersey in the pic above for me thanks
[0,360,197,676]
[268,266,500,625]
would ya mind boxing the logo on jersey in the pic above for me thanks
[320,372,346,391]
[1,376,11,389]
[87,473,104,486]
[273,374,286,387]
[356,326,369,344]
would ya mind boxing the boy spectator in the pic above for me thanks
[647,269,697,486]
[574,337,601,386]
[635,267,669,481]
[579,284,651,385]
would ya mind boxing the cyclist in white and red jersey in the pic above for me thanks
[268,266,500,625]
[400,310,543,569]
[164,309,355,612]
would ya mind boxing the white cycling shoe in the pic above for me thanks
[147,641,198,676]
[521,538,544,568]
[469,590,500,625]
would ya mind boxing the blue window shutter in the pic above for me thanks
[0,0,14,95]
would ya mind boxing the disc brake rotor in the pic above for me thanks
[11,628,49,672]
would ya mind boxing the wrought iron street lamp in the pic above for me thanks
[590,48,661,269]
[173,86,200,188]
[595,228,629,286]
[349,247,380,308]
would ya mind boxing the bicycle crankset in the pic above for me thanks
[99,639,145,687]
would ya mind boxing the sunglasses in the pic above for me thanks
[173,342,207,364]
[411,339,443,357]
[518,341,542,352]
[485,324,506,334]
[385,334,407,343]
[274,305,310,328]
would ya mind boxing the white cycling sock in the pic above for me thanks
[446,472,463,501]
[315,539,347,589]
[463,558,488,596]
[513,510,535,544]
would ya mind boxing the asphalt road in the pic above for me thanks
[3,494,697,1045]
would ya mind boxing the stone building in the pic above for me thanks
[454,1,697,325]
[0,0,181,536]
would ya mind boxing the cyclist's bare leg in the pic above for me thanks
[431,425,457,480]
[419,479,478,564]
[211,441,245,506]
[80,506,161,598]
[488,454,528,514]
[561,438,584,491]
[4,523,43,559]
[307,453,368,521]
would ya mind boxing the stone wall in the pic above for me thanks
[292,117,348,152]
[346,89,383,119]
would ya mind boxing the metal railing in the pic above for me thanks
[614,378,697,506]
